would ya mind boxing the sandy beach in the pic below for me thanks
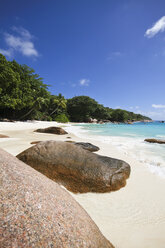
[0,121,165,248]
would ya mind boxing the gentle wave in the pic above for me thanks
[66,123,165,178]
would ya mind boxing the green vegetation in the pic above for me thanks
[0,54,151,123]
[55,113,69,123]
[67,96,151,122]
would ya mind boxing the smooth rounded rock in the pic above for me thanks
[34,126,68,135]
[17,141,130,193]
[0,148,114,248]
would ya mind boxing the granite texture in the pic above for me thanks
[0,148,114,248]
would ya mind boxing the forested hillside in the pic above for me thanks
[0,54,151,123]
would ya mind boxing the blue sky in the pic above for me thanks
[0,0,165,120]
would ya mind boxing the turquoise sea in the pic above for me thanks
[71,121,165,177]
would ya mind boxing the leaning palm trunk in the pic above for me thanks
[20,107,35,120]
[50,107,59,116]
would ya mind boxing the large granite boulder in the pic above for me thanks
[32,140,100,152]
[35,126,68,135]
[144,138,165,144]
[0,148,114,248]
[17,141,130,193]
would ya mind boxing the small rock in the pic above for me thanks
[31,141,42,144]
[0,134,9,138]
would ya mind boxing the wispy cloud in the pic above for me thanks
[145,16,165,38]
[137,109,165,120]
[79,78,90,86]
[0,27,39,58]
[129,106,139,110]
[107,51,122,60]
[0,48,13,57]
[12,26,33,39]
[152,104,165,109]
[71,83,76,87]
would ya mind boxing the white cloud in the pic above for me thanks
[152,104,165,109]
[71,83,76,87]
[129,106,139,110]
[0,48,12,57]
[135,109,165,120]
[12,26,32,39]
[0,27,38,58]
[145,16,165,38]
[107,51,122,60]
[112,51,121,56]
[79,78,90,86]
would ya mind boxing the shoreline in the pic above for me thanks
[1,121,165,248]
[65,123,165,178]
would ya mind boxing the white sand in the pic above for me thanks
[0,121,165,248]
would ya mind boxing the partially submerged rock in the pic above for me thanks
[35,126,68,135]
[0,148,114,248]
[145,138,165,144]
[17,141,130,193]
[0,134,9,138]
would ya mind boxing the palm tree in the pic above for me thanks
[20,97,47,120]
[49,94,67,116]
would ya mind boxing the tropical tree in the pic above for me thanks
[49,93,67,116]
[20,97,49,120]
[67,96,98,122]
[0,53,50,119]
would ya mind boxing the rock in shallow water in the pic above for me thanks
[34,126,68,135]
[144,138,165,144]
[17,141,130,193]
[0,148,114,248]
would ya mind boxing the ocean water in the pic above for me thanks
[69,121,165,177]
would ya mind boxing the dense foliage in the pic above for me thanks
[0,54,151,123]
[0,54,68,121]
[67,96,151,122]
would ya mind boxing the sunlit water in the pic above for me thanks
[69,121,165,177]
